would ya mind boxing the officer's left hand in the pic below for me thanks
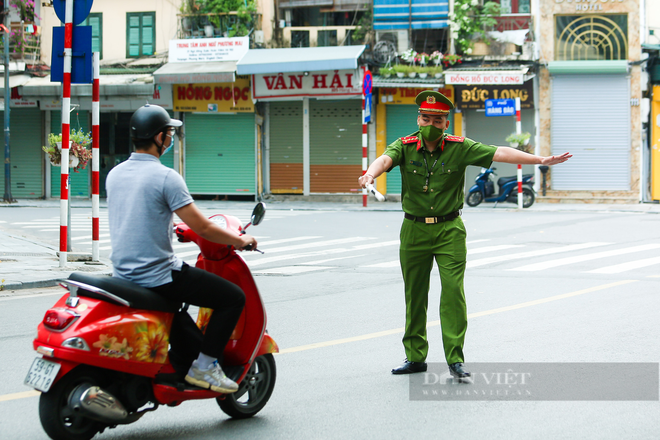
[540,152,572,166]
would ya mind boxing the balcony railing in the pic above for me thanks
[283,26,358,48]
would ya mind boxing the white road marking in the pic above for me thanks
[246,237,375,255]
[364,260,399,268]
[587,256,660,274]
[468,244,525,255]
[252,266,334,275]
[510,243,660,272]
[71,233,110,241]
[467,242,611,268]
[258,236,322,246]
[247,240,400,267]
[299,254,367,265]
[466,239,491,244]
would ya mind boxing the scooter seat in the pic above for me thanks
[67,273,182,313]
[497,174,534,188]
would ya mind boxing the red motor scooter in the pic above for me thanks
[25,203,278,440]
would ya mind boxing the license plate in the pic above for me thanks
[24,358,61,392]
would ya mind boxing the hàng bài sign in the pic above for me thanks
[173,77,253,113]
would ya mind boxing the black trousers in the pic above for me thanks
[150,264,245,361]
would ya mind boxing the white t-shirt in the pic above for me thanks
[106,153,194,287]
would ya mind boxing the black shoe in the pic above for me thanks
[448,362,471,379]
[391,359,428,375]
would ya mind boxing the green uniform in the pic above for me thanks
[383,131,496,364]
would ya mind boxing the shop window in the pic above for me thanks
[318,30,337,47]
[496,0,531,14]
[555,15,628,61]
[291,30,310,47]
[82,13,103,59]
[126,12,155,58]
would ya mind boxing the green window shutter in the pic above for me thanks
[385,105,419,195]
[0,109,43,198]
[83,13,103,59]
[127,12,155,58]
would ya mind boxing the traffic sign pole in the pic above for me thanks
[361,67,372,207]
[92,52,100,261]
[516,97,523,209]
[59,0,73,267]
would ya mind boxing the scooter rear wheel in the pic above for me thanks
[39,366,106,440]
[522,187,535,208]
[217,354,276,419]
[466,191,484,207]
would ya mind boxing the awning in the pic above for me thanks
[18,74,155,97]
[547,60,629,75]
[236,45,366,75]
[0,74,32,93]
[153,61,236,84]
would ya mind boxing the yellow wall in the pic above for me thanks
[375,100,387,194]
[652,86,660,200]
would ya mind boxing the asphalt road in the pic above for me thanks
[1,206,659,439]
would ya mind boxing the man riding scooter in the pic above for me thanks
[106,104,258,393]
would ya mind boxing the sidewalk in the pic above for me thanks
[2,197,660,291]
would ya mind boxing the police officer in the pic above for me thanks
[358,91,571,378]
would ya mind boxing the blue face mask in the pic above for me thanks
[162,145,172,156]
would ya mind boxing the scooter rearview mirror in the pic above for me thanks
[251,202,267,226]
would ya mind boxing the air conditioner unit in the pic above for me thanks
[377,30,408,54]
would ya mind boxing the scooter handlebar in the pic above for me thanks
[365,183,385,202]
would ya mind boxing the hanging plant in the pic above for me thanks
[9,0,41,22]
[43,129,93,173]
[449,0,500,55]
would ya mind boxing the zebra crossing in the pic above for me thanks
[11,213,660,277]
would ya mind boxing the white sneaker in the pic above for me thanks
[185,360,239,393]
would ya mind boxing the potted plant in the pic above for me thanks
[378,66,394,78]
[505,132,531,151]
[430,50,443,66]
[399,48,417,65]
[429,65,443,78]
[43,129,93,173]
[392,64,408,78]
[442,54,462,67]
[417,66,433,79]
[415,52,430,66]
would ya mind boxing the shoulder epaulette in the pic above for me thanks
[445,135,465,142]
[400,136,419,144]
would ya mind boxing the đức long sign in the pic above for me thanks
[454,82,534,110]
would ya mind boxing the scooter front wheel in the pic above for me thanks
[217,354,276,419]
[39,366,106,440]
[466,191,484,207]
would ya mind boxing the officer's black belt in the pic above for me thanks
[404,211,461,224]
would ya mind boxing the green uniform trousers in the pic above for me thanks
[399,216,468,365]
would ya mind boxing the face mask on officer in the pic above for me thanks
[419,124,444,143]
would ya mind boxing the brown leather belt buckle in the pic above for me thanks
[425,217,436,224]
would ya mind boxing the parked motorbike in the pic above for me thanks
[466,167,535,208]
[25,203,277,440]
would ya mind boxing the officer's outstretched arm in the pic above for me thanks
[358,155,393,187]
[493,147,572,166]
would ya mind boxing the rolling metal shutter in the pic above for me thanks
[385,104,418,195]
[551,74,630,190]
[0,108,43,198]
[50,111,90,198]
[309,99,362,193]
[269,102,303,194]
[185,113,255,195]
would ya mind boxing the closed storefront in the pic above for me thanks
[384,104,418,195]
[236,45,367,196]
[184,112,256,195]
[269,101,303,194]
[0,108,43,198]
[310,99,362,193]
[549,72,630,190]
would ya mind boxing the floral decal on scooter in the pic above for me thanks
[133,322,169,363]
[92,335,134,360]
[196,307,213,335]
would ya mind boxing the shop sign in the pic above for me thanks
[252,69,361,99]
[445,71,525,85]
[169,37,249,63]
[378,86,455,105]
[454,83,533,110]
[173,77,253,113]
[554,0,629,13]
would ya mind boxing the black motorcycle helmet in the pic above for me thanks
[130,104,182,140]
